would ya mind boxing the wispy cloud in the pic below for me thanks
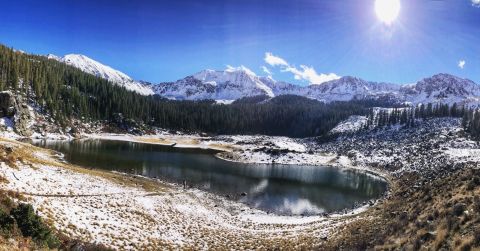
[261,66,272,76]
[472,0,480,7]
[458,60,466,69]
[265,52,288,67]
[226,65,257,76]
[264,52,340,85]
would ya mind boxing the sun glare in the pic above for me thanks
[375,0,400,25]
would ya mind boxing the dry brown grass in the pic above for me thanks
[134,137,175,145]
[134,135,236,152]
[318,167,480,251]
[0,137,171,193]
[434,224,449,250]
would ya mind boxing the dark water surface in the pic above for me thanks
[32,139,387,216]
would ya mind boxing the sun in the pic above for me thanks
[375,0,401,25]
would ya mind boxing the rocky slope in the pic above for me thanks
[314,118,480,250]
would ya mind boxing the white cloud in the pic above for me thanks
[264,52,288,66]
[286,65,340,85]
[472,0,480,7]
[458,60,466,69]
[264,52,340,85]
[261,66,272,76]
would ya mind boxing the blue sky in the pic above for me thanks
[0,0,479,85]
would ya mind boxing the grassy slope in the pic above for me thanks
[318,161,480,251]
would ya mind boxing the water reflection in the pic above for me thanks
[32,139,387,216]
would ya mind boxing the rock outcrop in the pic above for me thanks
[0,91,17,118]
[0,91,33,136]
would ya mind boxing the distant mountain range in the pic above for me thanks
[46,53,480,106]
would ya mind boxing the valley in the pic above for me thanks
[0,45,479,250]
[0,117,479,250]
[2,1,480,250]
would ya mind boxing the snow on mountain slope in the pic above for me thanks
[260,77,305,96]
[330,115,368,134]
[304,76,401,102]
[45,52,480,105]
[48,54,154,95]
[154,71,480,105]
[401,74,480,106]
[153,66,274,100]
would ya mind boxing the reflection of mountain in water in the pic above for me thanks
[33,139,387,216]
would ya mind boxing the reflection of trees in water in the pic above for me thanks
[32,139,387,215]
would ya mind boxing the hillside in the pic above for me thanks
[0,44,397,138]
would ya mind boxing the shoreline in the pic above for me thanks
[35,133,394,217]
[87,132,394,188]
[1,117,477,249]
[0,135,385,249]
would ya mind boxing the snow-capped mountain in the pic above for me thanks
[47,54,154,95]
[154,70,480,105]
[153,66,275,101]
[303,76,401,102]
[401,74,480,105]
[45,53,480,106]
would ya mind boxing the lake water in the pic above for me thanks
[32,139,387,216]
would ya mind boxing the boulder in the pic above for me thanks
[0,91,17,117]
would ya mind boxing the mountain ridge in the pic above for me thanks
[45,53,480,106]
[47,53,154,95]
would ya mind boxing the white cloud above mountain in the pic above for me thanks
[265,52,288,66]
[472,0,480,7]
[226,65,257,76]
[262,66,272,76]
[264,52,340,85]
[458,60,466,69]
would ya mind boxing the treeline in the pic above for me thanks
[462,109,480,140]
[364,103,465,130]
[362,103,480,141]
[0,44,394,137]
[4,44,480,139]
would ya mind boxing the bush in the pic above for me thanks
[453,203,466,216]
[0,208,14,233]
[11,203,59,248]
[474,228,480,246]
[474,196,480,213]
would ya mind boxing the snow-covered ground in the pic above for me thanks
[0,117,478,249]
[0,140,347,250]
[330,115,367,134]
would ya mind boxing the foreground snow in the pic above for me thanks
[0,140,348,250]
[0,117,476,249]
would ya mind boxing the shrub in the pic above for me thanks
[11,203,59,248]
[474,228,480,246]
[0,208,14,233]
[474,196,480,213]
[453,203,466,216]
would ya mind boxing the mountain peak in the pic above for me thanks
[41,51,480,106]
[61,54,133,83]
[46,54,61,61]
[225,65,257,76]
[419,73,476,87]
[47,53,154,95]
